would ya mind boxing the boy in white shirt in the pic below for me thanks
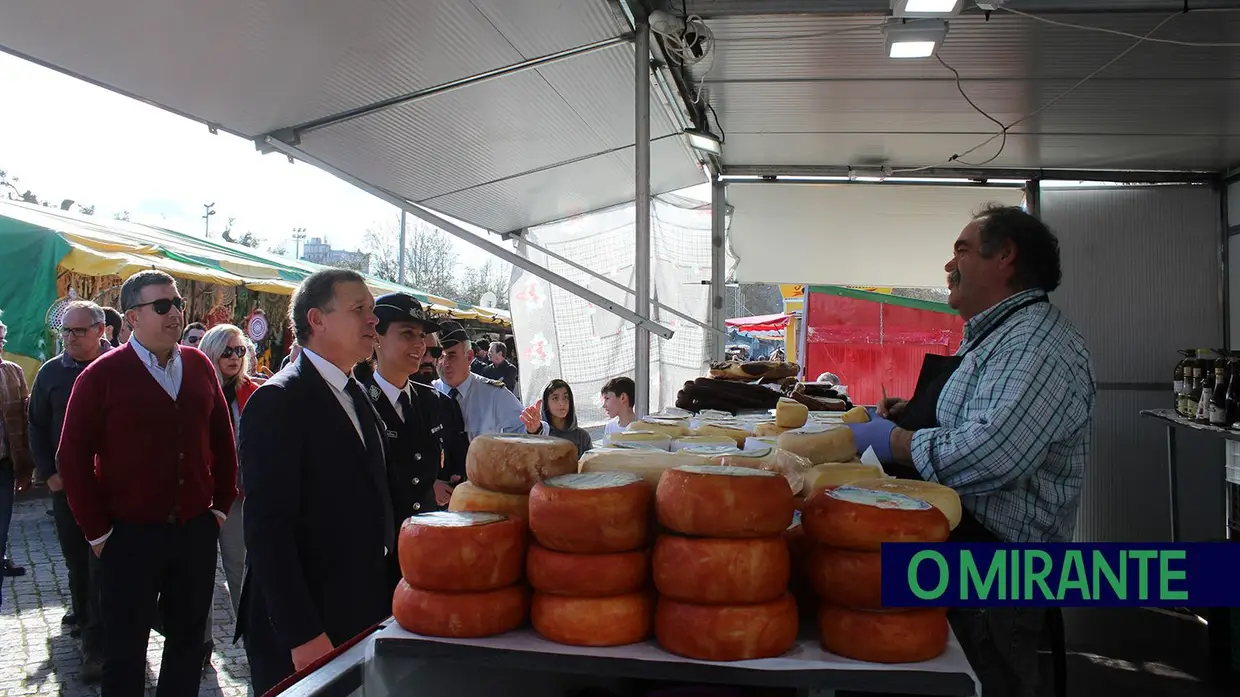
[601,377,636,435]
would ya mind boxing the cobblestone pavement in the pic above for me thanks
[1,497,254,696]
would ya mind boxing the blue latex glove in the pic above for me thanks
[847,416,896,464]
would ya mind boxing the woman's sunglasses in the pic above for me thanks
[221,345,247,359]
[131,297,185,315]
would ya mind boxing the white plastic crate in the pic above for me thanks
[1227,440,1240,484]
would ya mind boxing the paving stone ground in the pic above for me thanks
[1,497,254,696]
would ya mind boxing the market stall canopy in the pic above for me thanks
[0,0,707,234]
[727,183,1025,288]
[725,312,789,340]
[0,199,511,327]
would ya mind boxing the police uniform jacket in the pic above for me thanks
[356,363,442,524]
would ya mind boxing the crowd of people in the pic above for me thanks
[0,267,639,695]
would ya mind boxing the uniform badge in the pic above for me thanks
[368,384,381,401]
[386,429,399,438]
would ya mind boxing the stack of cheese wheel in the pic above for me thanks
[652,465,799,661]
[526,472,656,647]
[393,511,529,638]
[801,483,955,663]
[449,434,579,521]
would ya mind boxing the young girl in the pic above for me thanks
[541,379,593,457]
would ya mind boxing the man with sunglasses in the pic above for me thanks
[58,270,238,697]
[28,300,113,682]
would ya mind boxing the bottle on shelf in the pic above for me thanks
[1226,358,1240,429]
[1210,351,1231,427]
[1175,350,1194,415]
[1189,349,1209,421]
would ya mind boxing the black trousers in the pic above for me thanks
[51,491,104,657]
[97,511,218,697]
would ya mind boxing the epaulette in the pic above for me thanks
[483,378,507,388]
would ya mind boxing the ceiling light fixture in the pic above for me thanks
[891,0,961,17]
[883,19,948,59]
[685,128,723,157]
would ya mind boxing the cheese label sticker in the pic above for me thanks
[410,511,507,527]
[828,485,931,511]
[547,471,641,490]
[676,464,778,478]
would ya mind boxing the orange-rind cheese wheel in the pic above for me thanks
[526,543,649,597]
[397,511,525,592]
[655,593,799,662]
[392,580,527,638]
[818,605,949,664]
[528,472,653,553]
[652,534,789,605]
[465,434,579,494]
[531,591,654,647]
[656,465,794,538]
[801,485,950,551]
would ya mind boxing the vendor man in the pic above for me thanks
[846,203,1095,697]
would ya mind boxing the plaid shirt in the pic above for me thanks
[911,289,1096,543]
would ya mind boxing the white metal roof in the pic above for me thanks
[0,0,708,233]
[678,0,1240,174]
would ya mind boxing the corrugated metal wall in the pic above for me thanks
[1041,185,1226,543]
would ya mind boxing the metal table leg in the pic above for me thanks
[1167,426,1180,543]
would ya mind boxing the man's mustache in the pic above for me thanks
[948,269,961,287]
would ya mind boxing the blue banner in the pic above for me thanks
[879,543,1240,607]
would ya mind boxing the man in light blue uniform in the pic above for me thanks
[432,321,546,441]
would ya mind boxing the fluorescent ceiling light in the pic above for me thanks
[685,129,722,156]
[892,0,961,17]
[883,19,948,59]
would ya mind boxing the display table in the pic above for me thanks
[278,620,979,697]
[1139,409,1240,542]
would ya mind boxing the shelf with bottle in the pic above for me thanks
[1174,348,1240,430]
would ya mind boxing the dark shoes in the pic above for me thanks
[1,558,25,577]
[62,612,77,626]
[81,655,104,684]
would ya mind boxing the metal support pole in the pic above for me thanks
[710,179,727,362]
[634,23,652,418]
[516,234,729,339]
[397,209,407,285]
[1166,427,1180,543]
[262,137,675,340]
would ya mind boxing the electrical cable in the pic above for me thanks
[892,9,1183,173]
[997,4,1240,47]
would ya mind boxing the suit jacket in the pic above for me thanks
[0,360,34,485]
[236,354,392,655]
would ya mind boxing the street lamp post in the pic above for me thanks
[203,203,216,238]
[292,227,307,259]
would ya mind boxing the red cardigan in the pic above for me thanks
[58,343,239,541]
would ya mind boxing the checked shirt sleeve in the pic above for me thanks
[910,345,1086,497]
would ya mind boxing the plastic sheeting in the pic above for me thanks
[509,195,714,427]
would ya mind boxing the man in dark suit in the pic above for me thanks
[237,269,394,694]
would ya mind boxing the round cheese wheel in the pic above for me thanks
[397,511,525,592]
[818,605,949,663]
[777,426,856,465]
[775,398,809,429]
[526,543,648,597]
[653,534,789,604]
[578,448,712,489]
[692,424,751,448]
[657,465,794,538]
[671,435,737,452]
[465,434,579,495]
[802,462,888,497]
[631,419,692,439]
[744,435,780,451]
[715,447,807,497]
[447,481,530,520]
[809,547,883,610]
[848,478,963,530]
[608,431,673,451]
[655,593,799,662]
[753,423,793,438]
[531,591,654,647]
[528,472,653,553]
[801,485,950,551]
[392,579,527,638]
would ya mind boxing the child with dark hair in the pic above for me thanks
[541,379,592,457]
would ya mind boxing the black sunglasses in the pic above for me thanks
[131,297,185,315]
[60,324,101,338]
[426,346,443,359]
[221,345,247,359]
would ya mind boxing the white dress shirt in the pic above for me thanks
[301,347,364,444]
[374,371,409,422]
[129,337,182,399]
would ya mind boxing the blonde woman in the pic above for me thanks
[197,324,258,620]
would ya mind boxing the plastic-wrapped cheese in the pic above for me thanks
[692,423,751,448]
[848,478,962,530]
[671,435,737,452]
[680,444,742,459]
[802,462,887,497]
[802,485,950,551]
[397,512,525,592]
[775,398,809,428]
[657,465,794,538]
[777,425,857,465]
[713,446,808,496]
[744,436,780,451]
[528,472,652,553]
[630,418,691,439]
[607,430,672,451]
[465,434,579,494]
[578,447,712,489]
